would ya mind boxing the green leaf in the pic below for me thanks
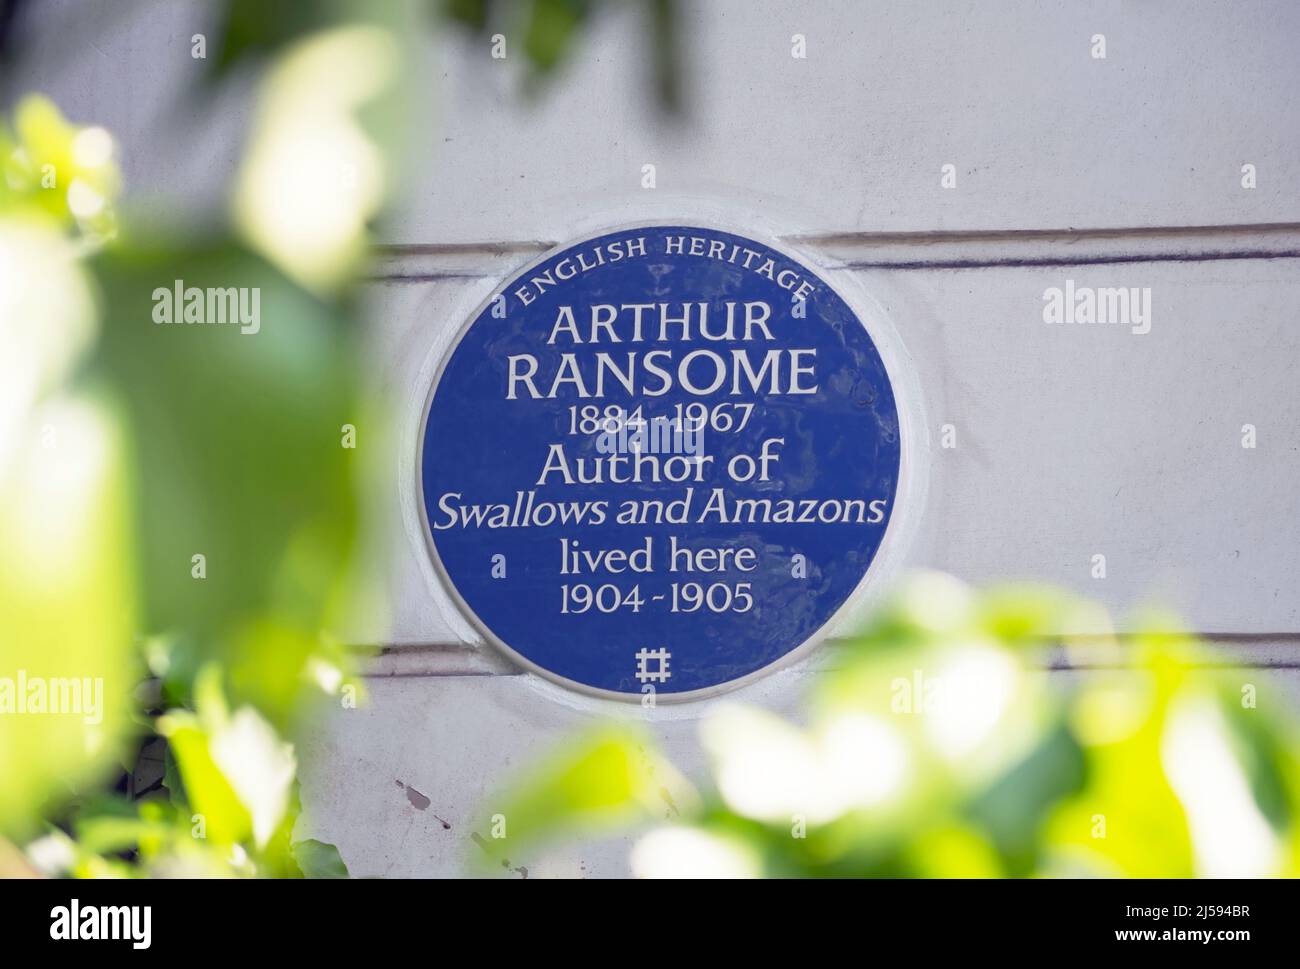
[293,838,349,878]
[523,0,589,74]
[472,726,693,872]
[210,0,338,78]
[157,711,253,847]
[91,238,365,729]
[964,720,1086,873]
[0,387,136,839]
[161,736,188,810]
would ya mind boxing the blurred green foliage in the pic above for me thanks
[0,92,137,846]
[0,94,118,236]
[91,238,364,731]
[442,0,682,110]
[477,573,1300,877]
[205,0,683,110]
[1,0,679,879]
[0,7,413,874]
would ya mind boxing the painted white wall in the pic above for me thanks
[16,0,1299,876]
[22,1,1300,237]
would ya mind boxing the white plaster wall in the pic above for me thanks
[365,256,1300,648]
[394,0,1300,240]
[20,1,1300,236]
[14,0,1299,877]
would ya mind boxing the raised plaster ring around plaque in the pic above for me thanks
[419,224,908,701]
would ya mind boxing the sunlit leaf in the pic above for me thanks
[0,393,135,840]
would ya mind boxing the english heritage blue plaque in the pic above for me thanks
[420,225,901,699]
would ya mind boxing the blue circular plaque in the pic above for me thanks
[420,225,901,699]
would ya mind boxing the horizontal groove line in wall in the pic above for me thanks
[356,632,1300,650]
[356,635,1300,679]
[368,222,1300,278]
[825,249,1300,270]
[789,221,1300,247]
